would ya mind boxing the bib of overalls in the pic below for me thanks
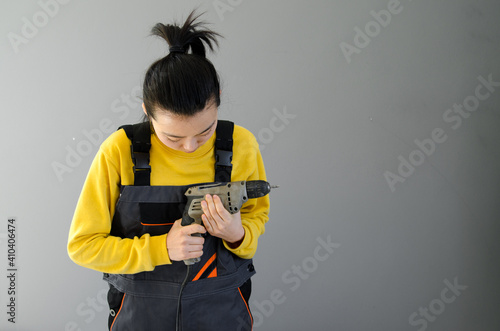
[104,121,255,331]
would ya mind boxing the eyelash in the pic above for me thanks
[166,128,212,142]
[167,137,181,142]
[200,129,212,136]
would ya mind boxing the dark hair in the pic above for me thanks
[143,10,222,119]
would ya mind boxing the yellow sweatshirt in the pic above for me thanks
[67,123,269,274]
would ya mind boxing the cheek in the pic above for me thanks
[197,135,211,145]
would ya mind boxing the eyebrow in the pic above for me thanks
[162,120,216,139]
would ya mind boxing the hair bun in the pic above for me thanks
[151,10,221,58]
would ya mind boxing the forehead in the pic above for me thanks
[153,104,218,136]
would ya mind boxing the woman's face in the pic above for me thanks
[145,103,218,153]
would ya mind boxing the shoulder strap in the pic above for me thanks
[118,122,151,186]
[214,120,234,182]
[119,120,233,185]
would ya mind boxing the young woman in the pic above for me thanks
[67,11,270,330]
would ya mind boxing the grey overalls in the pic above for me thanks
[104,121,255,330]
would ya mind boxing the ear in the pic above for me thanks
[142,103,148,116]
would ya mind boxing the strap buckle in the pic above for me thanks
[215,149,233,167]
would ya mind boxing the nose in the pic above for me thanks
[182,139,198,153]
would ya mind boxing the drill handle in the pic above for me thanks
[181,208,194,227]
[181,195,204,265]
[181,195,203,226]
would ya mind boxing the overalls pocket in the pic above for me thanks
[108,292,179,330]
[181,285,254,331]
[107,284,125,330]
[138,202,183,235]
[237,281,254,331]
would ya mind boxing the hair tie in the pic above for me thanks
[169,45,185,54]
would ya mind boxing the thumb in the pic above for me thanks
[171,219,182,229]
[174,218,206,234]
[186,223,207,235]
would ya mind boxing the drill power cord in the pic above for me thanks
[176,264,191,331]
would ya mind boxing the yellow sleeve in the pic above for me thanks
[67,132,171,274]
[223,126,270,259]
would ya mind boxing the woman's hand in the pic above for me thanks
[201,194,245,247]
[166,219,206,261]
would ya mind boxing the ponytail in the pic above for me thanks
[143,10,222,118]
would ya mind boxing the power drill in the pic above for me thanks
[181,180,277,265]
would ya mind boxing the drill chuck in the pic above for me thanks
[245,180,278,199]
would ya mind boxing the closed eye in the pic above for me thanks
[166,136,181,142]
[200,128,213,136]
[162,120,216,142]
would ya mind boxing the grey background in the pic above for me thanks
[1,0,499,330]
